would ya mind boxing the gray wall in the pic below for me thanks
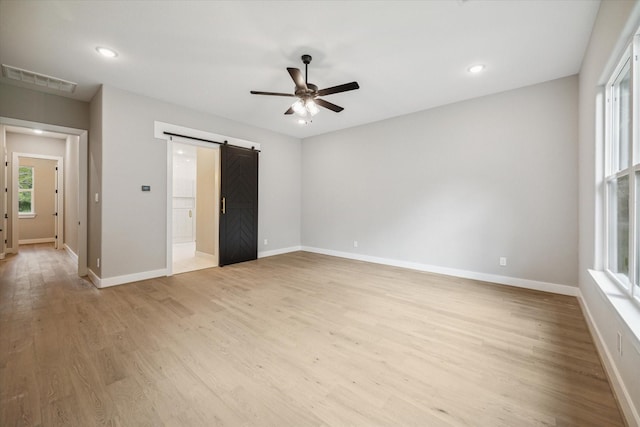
[6,132,65,249]
[302,76,578,287]
[578,0,640,421]
[97,85,301,279]
[0,82,89,130]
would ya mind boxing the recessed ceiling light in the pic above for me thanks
[96,47,118,58]
[468,64,485,74]
[33,129,43,134]
[176,150,184,154]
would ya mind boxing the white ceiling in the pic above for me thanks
[0,0,600,139]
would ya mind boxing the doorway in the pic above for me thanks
[170,142,219,274]
[158,121,261,275]
[12,153,63,249]
[0,120,88,276]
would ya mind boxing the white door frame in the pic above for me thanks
[0,118,88,277]
[12,152,64,250]
[0,128,6,260]
[166,138,220,276]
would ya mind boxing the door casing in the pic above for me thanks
[166,139,220,275]
[12,152,64,251]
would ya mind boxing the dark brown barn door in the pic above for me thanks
[219,144,258,266]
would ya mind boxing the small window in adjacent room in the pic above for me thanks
[18,165,35,217]
[604,36,639,302]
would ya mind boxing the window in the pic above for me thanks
[18,166,34,216]
[605,37,639,302]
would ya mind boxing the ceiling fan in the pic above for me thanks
[250,54,359,117]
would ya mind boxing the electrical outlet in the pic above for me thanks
[97,258,100,268]
[94,192,99,203]
[617,332,622,355]
[264,239,268,246]
[499,257,507,266]
[353,240,358,248]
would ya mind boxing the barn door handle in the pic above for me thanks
[221,197,226,214]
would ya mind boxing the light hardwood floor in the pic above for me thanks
[0,244,625,426]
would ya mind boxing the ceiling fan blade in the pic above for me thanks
[250,90,295,97]
[315,98,344,113]
[287,67,307,90]
[317,81,360,97]
[284,107,294,115]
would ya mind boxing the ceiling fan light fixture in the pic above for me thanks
[306,99,319,116]
[292,99,307,116]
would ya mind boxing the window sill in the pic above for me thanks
[588,269,640,353]
[19,213,36,219]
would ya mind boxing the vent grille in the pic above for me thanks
[1,64,77,93]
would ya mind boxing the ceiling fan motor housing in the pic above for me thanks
[295,83,318,99]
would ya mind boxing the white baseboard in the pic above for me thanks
[94,268,168,289]
[87,268,100,288]
[578,291,640,427]
[64,244,79,264]
[258,245,302,259]
[19,237,55,244]
[301,246,579,297]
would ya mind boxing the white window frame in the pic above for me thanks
[604,37,640,304]
[17,165,35,218]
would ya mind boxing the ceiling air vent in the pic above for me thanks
[1,64,77,93]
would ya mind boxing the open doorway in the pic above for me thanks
[0,120,88,276]
[171,141,219,274]
[12,153,63,249]
[157,121,260,274]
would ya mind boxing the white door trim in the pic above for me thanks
[12,152,64,251]
[154,121,261,151]
[166,142,173,276]
[165,134,223,276]
[0,126,6,260]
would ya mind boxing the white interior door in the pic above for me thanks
[172,197,194,243]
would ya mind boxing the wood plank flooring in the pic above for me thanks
[0,244,625,426]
